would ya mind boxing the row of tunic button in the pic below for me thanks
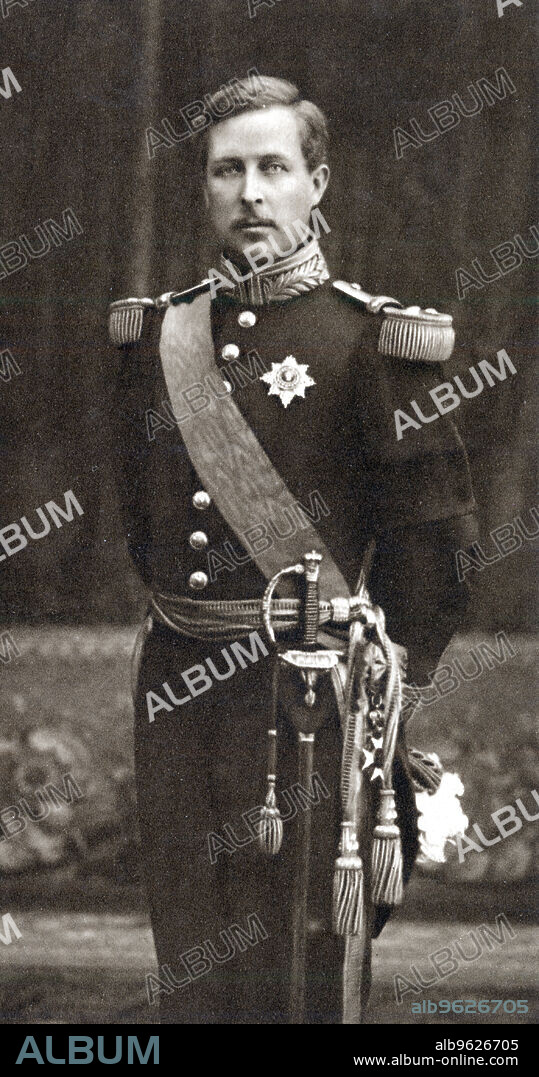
[221,342,238,394]
[189,490,211,590]
[220,311,256,380]
[188,308,256,590]
[221,310,256,365]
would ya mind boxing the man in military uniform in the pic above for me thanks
[109,76,478,1024]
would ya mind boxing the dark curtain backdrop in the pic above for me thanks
[0,0,536,626]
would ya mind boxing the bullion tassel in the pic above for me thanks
[258,728,283,855]
[371,788,403,906]
[332,821,364,935]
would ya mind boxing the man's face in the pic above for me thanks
[204,106,329,264]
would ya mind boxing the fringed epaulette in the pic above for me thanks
[108,297,156,346]
[333,280,455,363]
[108,279,214,346]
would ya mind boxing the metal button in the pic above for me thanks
[223,380,232,393]
[221,343,240,361]
[189,530,208,551]
[238,310,256,328]
[189,571,208,591]
[192,490,211,510]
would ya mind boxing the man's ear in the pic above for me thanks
[311,163,330,208]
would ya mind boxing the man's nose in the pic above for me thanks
[240,169,263,205]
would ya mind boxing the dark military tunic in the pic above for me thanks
[110,251,477,1024]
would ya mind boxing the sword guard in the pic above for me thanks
[262,562,304,646]
[280,650,340,707]
[279,649,340,671]
[278,654,338,734]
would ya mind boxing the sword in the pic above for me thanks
[276,551,341,1024]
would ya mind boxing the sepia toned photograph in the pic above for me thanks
[0,0,536,1056]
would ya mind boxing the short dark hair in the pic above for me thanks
[202,74,329,173]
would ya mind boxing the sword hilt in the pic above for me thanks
[302,550,322,648]
[262,561,304,646]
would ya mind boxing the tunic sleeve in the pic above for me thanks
[356,343,477,531]
[356,341,479,682]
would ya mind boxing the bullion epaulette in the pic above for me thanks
[108,297,156,346]
[332,280,455,363]
[108,279,214,346]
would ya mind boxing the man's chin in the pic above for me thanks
[222,229,301,270]
[223,231,272,265]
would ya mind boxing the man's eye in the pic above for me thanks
[215,164,241,176]
[263,163,286,173]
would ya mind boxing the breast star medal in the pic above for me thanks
[259,354,315,408]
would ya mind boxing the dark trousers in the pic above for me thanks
[133,619,417,1024]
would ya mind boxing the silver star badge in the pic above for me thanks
[259,354,315,408]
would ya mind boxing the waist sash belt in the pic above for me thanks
[151,592,359,644]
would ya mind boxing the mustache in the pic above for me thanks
[232,217,276,229]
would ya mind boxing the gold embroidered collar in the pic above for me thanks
[218,238,329,306]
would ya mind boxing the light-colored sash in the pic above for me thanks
[159,293,350,600]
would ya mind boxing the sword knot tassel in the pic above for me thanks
[371,788,403,906]
[332,821,364,936]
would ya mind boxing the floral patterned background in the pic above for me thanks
[0,628,536,904]
[0,630,139,899]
